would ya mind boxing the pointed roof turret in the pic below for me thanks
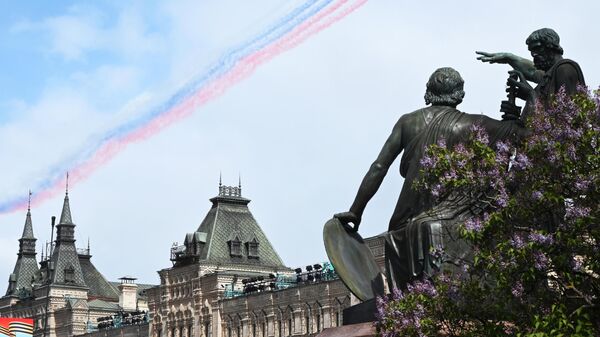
[21,190,35,239]
[4,194,39,297]
[22,211,35,239]
[59,173,73,224]
[50,186,86,287]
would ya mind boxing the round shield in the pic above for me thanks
[323,217,384,301]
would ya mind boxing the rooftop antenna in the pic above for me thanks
[65,172,69,195]
[28,190,32,212]
[219,171,222,187]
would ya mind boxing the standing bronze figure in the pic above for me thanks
[477,28,585,121]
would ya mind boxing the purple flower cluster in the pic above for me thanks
[407,279,438,297]
[509,234,525,249]
[571,256,583,272]
[464,217,483,233]
[430,183,443,198]
[533,251,549,270]
[511,153,531,170]
[420,154,437,170]
[470,123,489,145]
[528,232,554,246]
[565,204,591,219]
[511,281,524,298]
[376,280,438,337]
[574,178,591,192]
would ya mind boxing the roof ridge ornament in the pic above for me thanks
[218,177,242,198]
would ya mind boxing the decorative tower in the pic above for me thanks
[48,187,86,287]
[5,192,39,297]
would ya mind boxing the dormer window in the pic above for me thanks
[64,265,75,283]
[246,238,259,259]
[228,237,242,257]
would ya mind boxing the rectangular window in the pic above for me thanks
[230,241,242,257]
[64,267,75,283]
[247,242,259,258]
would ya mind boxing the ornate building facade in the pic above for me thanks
[0,192,153,337]
[1,182,386,337]
[147,183,369,337]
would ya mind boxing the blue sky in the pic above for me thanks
[1,0,599,285]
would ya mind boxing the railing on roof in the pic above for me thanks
[222,262,339,299]
[94,310,149,331]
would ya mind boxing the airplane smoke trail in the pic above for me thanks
[1,0,368,214]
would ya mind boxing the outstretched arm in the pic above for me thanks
[336,117,406,231]
[476,51,543,83]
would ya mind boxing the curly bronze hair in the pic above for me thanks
[526,28,564,55]
[424,67,465,107]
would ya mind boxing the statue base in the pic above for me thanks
[342,298,377,325]
[316,322,376,337]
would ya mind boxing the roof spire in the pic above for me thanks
[21,191,35,240]
[88,237,90,254]
[66,172,69,196]
[238,173,242,189]
[59,184,73,224]
[219,172,222,187]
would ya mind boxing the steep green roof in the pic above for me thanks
[191,186,286,268]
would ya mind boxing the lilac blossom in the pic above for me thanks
[470,123,489,145]
[565,204,591,219]
[528,232,554,246]
[430,183,442,198]
[571,257,584,272]
[574,179,591,192]
[510,235,525,249]
[512,153,531,170]
[533,251,549,270]
[420,155,437,170]
[464,217,483,232]
[511,281,524,298]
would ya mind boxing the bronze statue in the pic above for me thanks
[477,28,585,121]
[331,67,526,293]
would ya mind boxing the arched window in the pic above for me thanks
[316,314,321,332]
[305,315,309,334]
